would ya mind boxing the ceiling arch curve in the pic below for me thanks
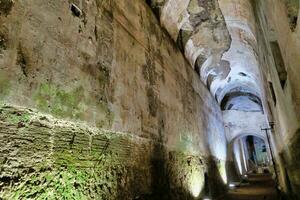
[148,0,266,114]
[230,132,267,145]
[146,0,231,75]
[220,91,262,111]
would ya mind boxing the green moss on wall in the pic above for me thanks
[0,106,227,199]
[0,106,30,125]
[0,74,10,99]
[33,83,85,119]
[1,150,127,200]
[0,106,132,199]
[32,83,113,127]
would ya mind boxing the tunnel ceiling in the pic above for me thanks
[212,0,263,112]
[147,0,264,112]
[147,0,231,68]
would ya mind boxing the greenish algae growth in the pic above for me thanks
[1,150,127,200]
[34,83,85,119]
[33,83,114,127]
[0,106,125,199]
[0,73,10,98]
[6,113,30,124]
[0,107,31,124]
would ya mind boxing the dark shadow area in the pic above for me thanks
[278,128,300,200]
[207,157,228,199]
[226,160,241,183]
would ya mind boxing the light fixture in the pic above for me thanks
[229,183,236,189]
[203,198,211,200]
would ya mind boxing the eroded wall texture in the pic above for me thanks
[253,0,300,198]
[0,0,228,199]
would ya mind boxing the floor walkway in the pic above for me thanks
[224,174,279,200]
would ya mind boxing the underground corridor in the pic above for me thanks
[1,0,300,199]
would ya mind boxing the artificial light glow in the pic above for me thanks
[203,198,211,200]
[218,162,228,184]
[229,183,236,189]
[189,171,204,198]
[233,141,243,174]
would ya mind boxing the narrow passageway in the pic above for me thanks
[1,0,300,198]
[225,174,279,200]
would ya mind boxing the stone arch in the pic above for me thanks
[230,133,267,145]
[213,80,261,103]
[228,133,269,176]
[220,91,263,111]
[215,82,263,112]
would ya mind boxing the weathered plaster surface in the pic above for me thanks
[214,0,262,104]
[253,0,300,197]
[0,0,228,198]
[223,110,267,142]
[0,0,226,154]
[148,0,231,73]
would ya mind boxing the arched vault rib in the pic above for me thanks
[148,0,265,114]
[147,0,231,74]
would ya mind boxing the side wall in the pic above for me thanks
[253,0,300,198]
[0,0,227,199]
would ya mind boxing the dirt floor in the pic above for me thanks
[224,173,279,200]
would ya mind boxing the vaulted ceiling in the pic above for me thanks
[147,0,264,112]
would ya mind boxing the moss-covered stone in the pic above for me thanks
[33,83,85,119]
[0,106,149,199]
[1,152,127,200]
[0,105,227,200]
[0,74,10,99]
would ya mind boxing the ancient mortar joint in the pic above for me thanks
[0,0,300,199]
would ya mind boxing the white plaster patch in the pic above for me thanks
[161,0,190,40]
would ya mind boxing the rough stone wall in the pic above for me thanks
[254,0,300,147]
[0,106,154,199]
[280,129,300,199]
[0,0,226,154]
[253,0,300,198]
[0,0,228,199]
[0,105,227,199]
